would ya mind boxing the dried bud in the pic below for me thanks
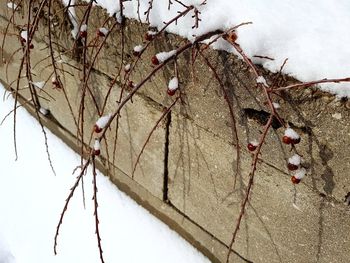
[167,89,176,96]
[94,124,102,133]
[288,163,299,171]
[247,140,258,152]
[144,30,157,41]
[151,55,160,65]
[79,24,87,38]
[291,167,306,184]
[291,176,301,184]
[224,31,238,43]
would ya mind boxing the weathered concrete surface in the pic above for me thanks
[1,1,350,263]
[0,11,166,199]
[1,81,238,263]
[168,114,350,262]
[70,2,350,202]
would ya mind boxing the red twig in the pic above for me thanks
[54,159,91,254]
[198,50,240,189]
[132,96,180,178]
[273,77,350,91]
[226,115,274,263]
[92,157,105,263]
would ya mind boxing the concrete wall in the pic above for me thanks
[1,2,350,262]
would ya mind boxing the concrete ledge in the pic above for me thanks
[1,1,350,262]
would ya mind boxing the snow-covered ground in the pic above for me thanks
[74,0,350,97]
[0,83,209,263]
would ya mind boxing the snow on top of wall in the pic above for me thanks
[84,0,350,97]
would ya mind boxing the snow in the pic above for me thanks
[249,140,259,147]
[62,0,79,38]
[124,64,131,72]
[168,77,179,91]
[0,83,209,263]
[293,168,306,180]
[82,0,350,97]
[272,102,280,109]
[133,44,144,53]
[284,127,300,140]
[147,30,157,36]
[256,76,268,87]
[31,81,45,89]
[39,107,49,116]
[93,138,101,152]
[80,24,87,32]
[98,27,109,36]
[95,114,111,129]
[288,154,301,166]
[156,50,177,63]
[6,2,17,9]
[20,30,27,41]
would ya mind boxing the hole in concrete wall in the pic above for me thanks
[344,192,350,205]
[243,108,283,129]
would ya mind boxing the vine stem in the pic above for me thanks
[226,115,273,263]
[54,159,91,254]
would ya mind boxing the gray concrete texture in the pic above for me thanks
[0,4,166,200]
[1,1,350,262]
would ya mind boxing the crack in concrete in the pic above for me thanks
[163,108,171,202]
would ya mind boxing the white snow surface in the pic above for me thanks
[85,0,350,97]
[98,27,109,36]
[7,2,17,10]
[272,102,280,109]
[133,44,144,52]
[80,24,87,32]
[168,77,179,91]
[249,140,259,147]
[31,81,45,89]
[62,0,78,38]
[0,83,209,263]
[294,167,306,180]
[20,30,27,41]
[95,113,111,129]
[93,138,101,151]
[256,76,268,87]
[288,154,301,166]
[284,127,300,140]
[156,50,177,63]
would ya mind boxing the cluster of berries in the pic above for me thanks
[248,127,306,184]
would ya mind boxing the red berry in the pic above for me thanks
[133,51,140,57]
[29,43,34,49]
[151,56,159,65]
[94,124,102,133]
[128,81,135,89]
[291,176,301,184]
[282,136,292,144]
[97,30,105,37]
[287,163,299,171]
[291,137,301,144]
[93,149,101,156]
[124,66,130,73]
[80,31,87,38]
[247,143,257,152]
[228,32,237,42]
[144,33,154,41]
[167,89,176,96]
